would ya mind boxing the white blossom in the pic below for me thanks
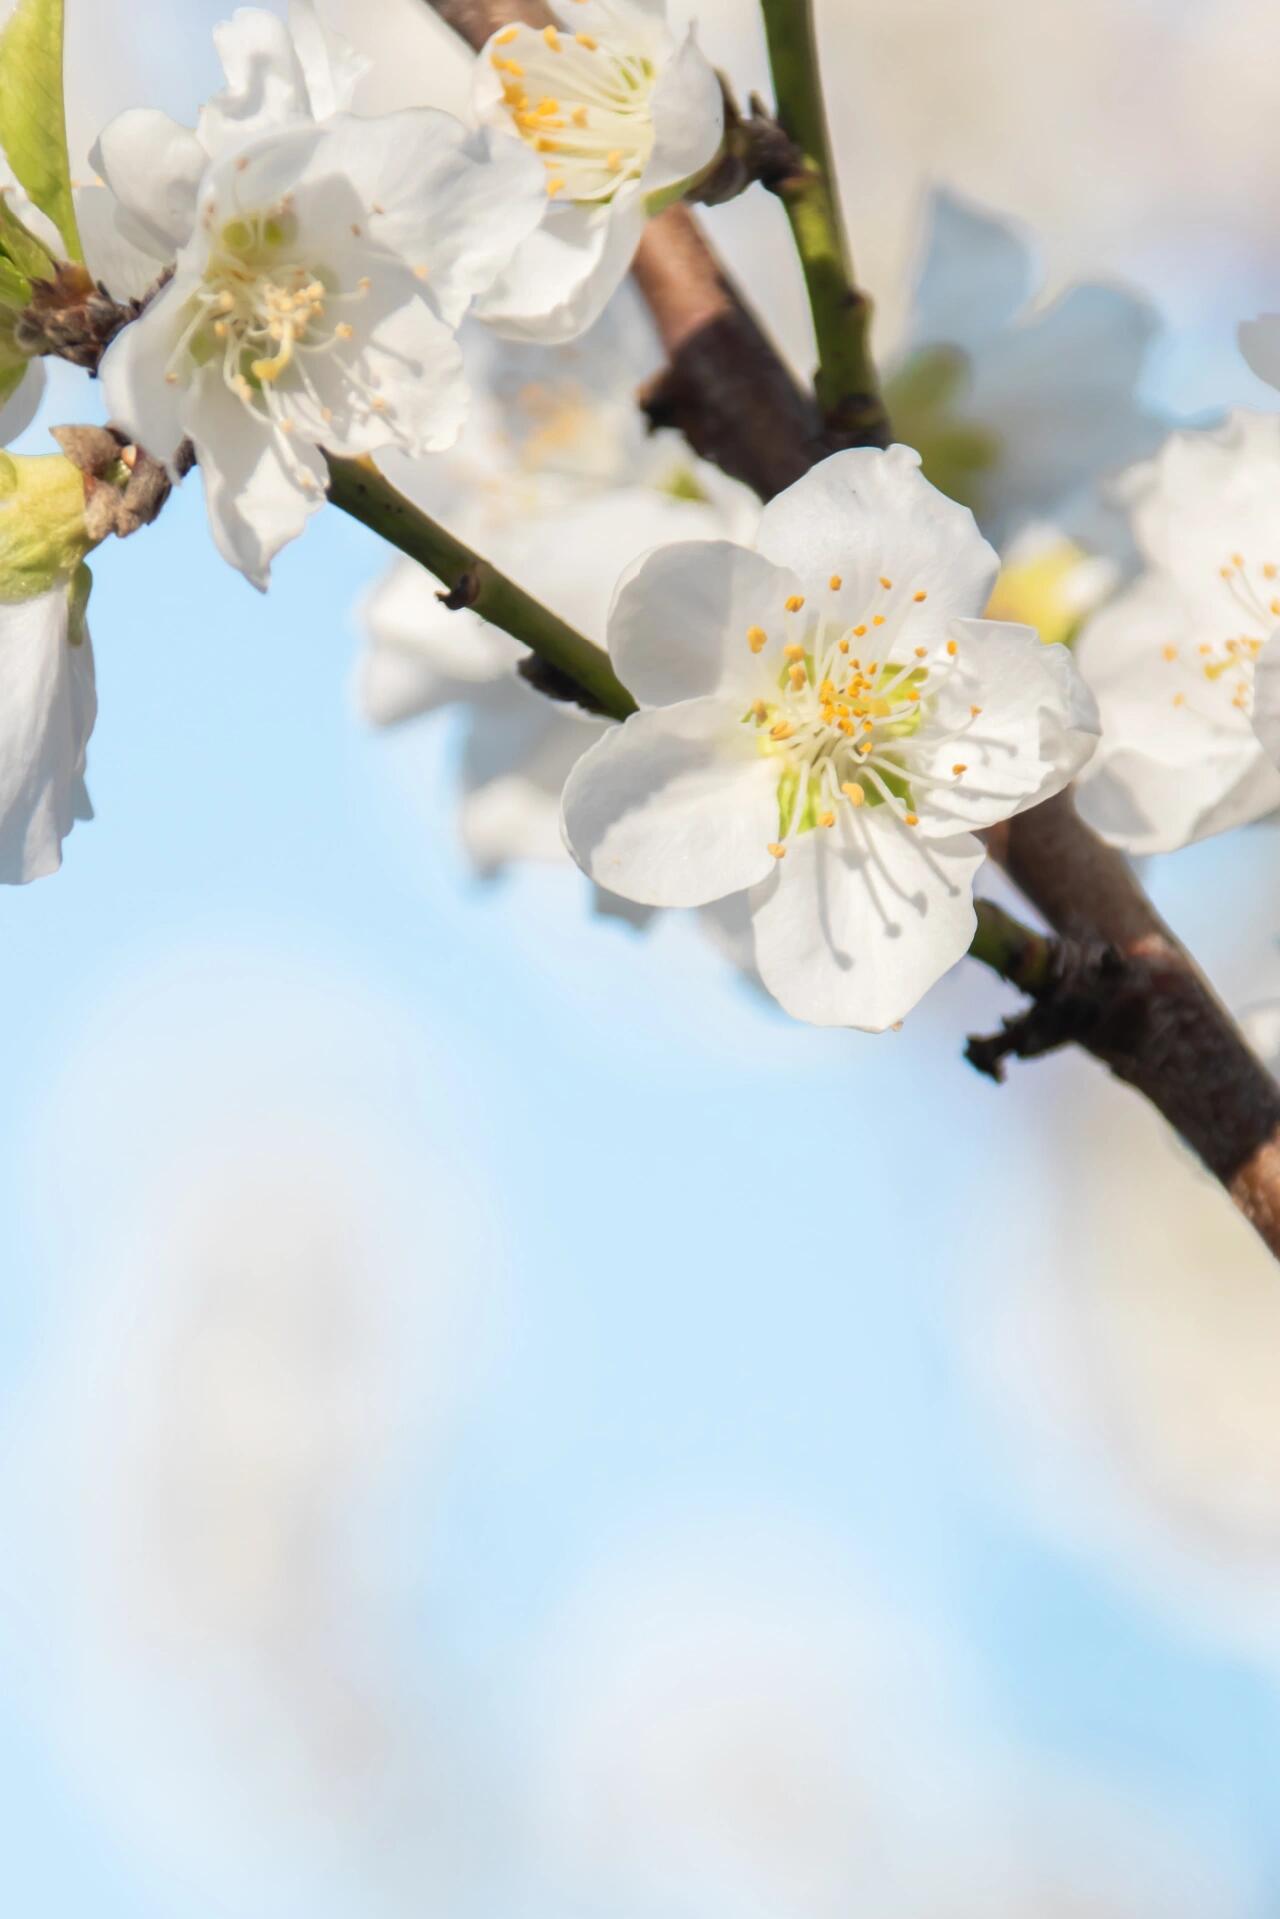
[561,446,1098,1031]
[473,0,724,344]
[891,189,1164,552]
[0,571,95,884]
[1074,411,1280,854]
[98,114,543,586]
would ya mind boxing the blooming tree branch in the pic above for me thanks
[409,0,1280,1258]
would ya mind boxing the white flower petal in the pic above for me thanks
[460,684,604,872]
[755,445,999,632]
[0,583,96,884]
[643,28,724,201]
[748,820,983,1031]
[1253,628,1280,769]
[89,108,206,259]
[607,540,800,708]
[913,620,1099,837]
[98,276,194,465]
[185,371,326,588]
[74,184,165,304]
[0,362,44,444]
[286,0,369,119]
[200,8,312,148]
[290,112,545,330]
[359,558,520,725]
[905,188,1034,354]
[1239,316,1280,395]
[561,697,781,907]
[475,193,647,347]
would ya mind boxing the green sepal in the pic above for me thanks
[0,0,82,263]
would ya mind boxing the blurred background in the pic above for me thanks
[5,0,1280,1911]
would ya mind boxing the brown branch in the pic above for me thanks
[449,5,1280,1253]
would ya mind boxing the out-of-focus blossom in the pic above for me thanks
[983,524,1118,646]
[888,190,1165,550]
[1074,412,1280,854]
[562,447,1098,1030]
[473,0,723,344]
[358,294,756,880]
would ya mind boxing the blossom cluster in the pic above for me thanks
[5,0,1280,1039]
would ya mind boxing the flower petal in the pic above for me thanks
[1239,317,1280,395]
[561,696,781,907]
[184,370,326,588]
[200,8,312,149]
[0,583,96,884]
[358,558,521,725]
[911,619,1099,837]
[643,28,724,201]
[474,192,647,346]
[1253,628,1280,769]
[749,818,983,1031]
[98,276,194,465]
[755,445,999,634]
[290,112,545,330]
[89,108,206,259]
[460,681,605,872]
[0,362,43,444]
[607,540,801,708]
[286,0,369,119]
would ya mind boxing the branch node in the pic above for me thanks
[437,567,484,611]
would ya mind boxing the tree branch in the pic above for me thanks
[325,455,636,720]
[758,0,888,446]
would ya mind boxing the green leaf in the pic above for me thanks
[0,252,31,307]
[0,0,81,262]
[0,356,25,407]
[0,187,54,285]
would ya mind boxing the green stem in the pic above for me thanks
[325,456,637,722]
[968,899,1055,993]
[758,0,887,444]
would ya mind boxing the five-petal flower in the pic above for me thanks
[561,447,1099,1030]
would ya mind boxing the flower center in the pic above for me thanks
[741,576,977,857]
[1158,552,1280,719]
[166,205,379,439]
[491,19,656,203]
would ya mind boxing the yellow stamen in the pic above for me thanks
[543,23,561,48]
[747,625,767,653]
[829,574,843,591]
[841,782,865,807]
[575,31,598,48]
[783,643,805,662]
[785,595,805,613]
[818,811,836,828]
[768,842,787,859]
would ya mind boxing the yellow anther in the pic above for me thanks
[750,699,768,721]
[1162,644,1178,662]
[575,31,598,47]
[606,148,624,169]
[1172,692,1186,707]
[1220,565,1234,580]
[536,136,559,151]
[770,721,793,741]
[783,642,805,662]
[838,638,850,654]
[879,576,893,589]
[904,812,919,827]
[547,177,566,196]
[536,96,561,115]
[853,624,867,638]
[785,594,806,612]
[914,646,927,659]
[841,782,866,806]
[495,24,519,42]
[788,663,807,689]
[818,811,836,828]
[970,703,982,717]
[906,688,920,702]
[952,763,967,776]
[747,625,768,653]
[543,23,561,47]
[1232,551,1245,567]
[213,319,228,338]
[829,574,843,591]
[572,106,589,126]
[768,842,787,858]
[872,615,885,627]
[913,589,928,602]
[946,639,958,657]
[335,322,354,339]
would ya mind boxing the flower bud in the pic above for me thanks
[0,448,95,602]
